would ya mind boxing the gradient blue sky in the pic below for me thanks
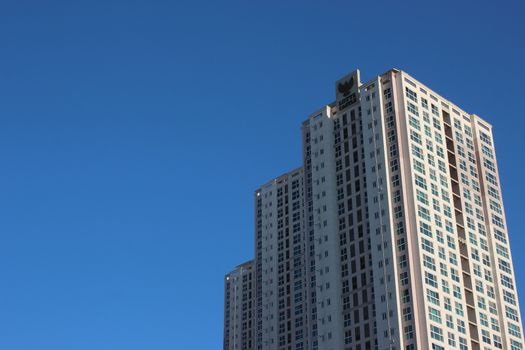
[1,0,524,349]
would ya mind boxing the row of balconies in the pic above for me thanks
[443,111,481,350]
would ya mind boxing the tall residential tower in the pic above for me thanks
[224,68,524,350]
[224,261,256,350]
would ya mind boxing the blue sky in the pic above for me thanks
[0,0,524,349]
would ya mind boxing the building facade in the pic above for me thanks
[224,68,524,350]
[224,261,256,350]
[254,168,318,350]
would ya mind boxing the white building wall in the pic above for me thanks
[257,169,311,350]
[308,106,345,350]
[361,77,403,350]
[224,261,255,350]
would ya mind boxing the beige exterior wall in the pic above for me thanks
[386,69,525,350]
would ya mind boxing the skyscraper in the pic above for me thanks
[224,68,525,350]
[224,260,256,350]
[254,168,319,350]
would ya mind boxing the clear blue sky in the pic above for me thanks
[0,0,524,349]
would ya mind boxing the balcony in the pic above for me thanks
[453,195,463,211]
[446,138,455,153]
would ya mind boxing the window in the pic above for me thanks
[423,254,436,271]
[504,290,517,305]
[410,129,422,145]
[409,115,420,130]
[404,325,414,340]
[400,272,409,286]
[502,275,515,289]
[428,307,441,323]
[422,238,434,254]
[430,325,444,341]
[415,175,427,190]
[425,271,438,288]
[405,87,418,103]
[420,222,432,238]
[418,205,431,221]
[422,98,428,110]
[509,323,522,338]
[427,289,439,306]
[506,306,519,322]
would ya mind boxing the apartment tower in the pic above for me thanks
[224,68,524,350]
[224,261,256,350]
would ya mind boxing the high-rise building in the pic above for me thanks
[224,68,525,350]
[224,260,256,350]
[254,168,318,350]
